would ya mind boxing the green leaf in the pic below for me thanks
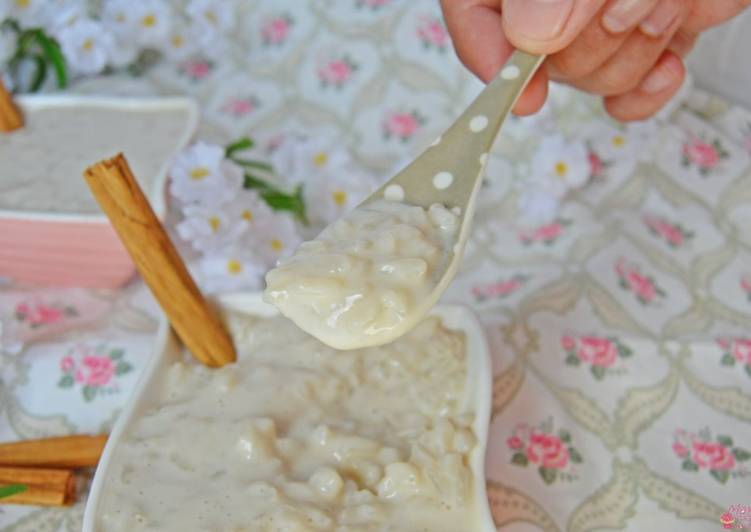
[231,158,273,172]
[539,467,557,485]
[721,353,736,366]
[57,374,74,389]
[681,459,698,472]
[31,29,67,88]
[29,53,47,92]
[590,365,606,380]
[717,435,733,448]
[617,344,633,358]
[225,137,254,157]
[568,447,583,464]
[82,385,97,403]
[108,348,125,360]
[710,469,729,484]
[115,362,133,376]
[565,354,580,366]
[0,484,27,499]
[732,448,751,462]
[558,429,571,443]
[511,452,528,467]
[243,173,307,223]
[745,364,751,378]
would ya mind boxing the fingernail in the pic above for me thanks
[640,62,676,93]
[640,4,680,37]
[503,0,574,42]
[603,0,653,34]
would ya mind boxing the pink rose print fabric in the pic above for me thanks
[615,258,666,305]
[355,0,391,9]
[382,110,425,142]
[643,214,694,248]
[221,96,260,117]
[472,275,527,302]
[416,16,449,52]
[317,55,358,88]
[519,219,570,246]
[717,338,751,378]
[507,420,583,484]
[179,59,213,81]
[261,14,294,46]
[741,274,751,302]
[58,343,134,403]
[1,290,111,350]
[561,334,633,379]
[673,428,750,484]
[681,136,729,176]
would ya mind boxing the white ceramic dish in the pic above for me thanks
[83,293,496,532]
[0,95,198,288]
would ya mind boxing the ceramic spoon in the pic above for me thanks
[266,51,545,349]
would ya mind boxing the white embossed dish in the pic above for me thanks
[0,95,198,288]
[82,292,495,532]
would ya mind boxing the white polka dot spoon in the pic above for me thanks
[366,51,544,279]
[264,51,544,351]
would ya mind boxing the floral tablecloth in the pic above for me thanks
[2,1,751,531]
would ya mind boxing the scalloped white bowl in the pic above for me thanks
[83,293,496,532]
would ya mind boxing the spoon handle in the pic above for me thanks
[371,51,544,211]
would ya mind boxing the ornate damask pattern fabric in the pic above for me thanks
[1,1,750,530]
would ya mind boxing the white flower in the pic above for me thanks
[270,133,352,186]
[43,0,86,37]
[249,213,301,269]
[304,169,378,226]
[198,251,266,294]
[130,0,172,48]
[225,189,275,231]
[589,122,643,163]
[530,135,590,196]
[57,19,113,76]
[6,0,49,29]
[101,0,135,38]
[107,41,139,68]
[161,21,199,62]
[176,203,248,253]
[517,185,560,226]
[0,27,15,64]
[187,0,234,31]
[0,1,8,21]
[170,142,242,206]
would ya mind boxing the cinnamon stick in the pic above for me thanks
[0,79,23,132]
[0,467,76,506]
[0,435,107,469]
[83,154,236,367]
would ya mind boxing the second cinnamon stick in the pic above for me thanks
[0,435,107,469]
[0,79,23,132]
[0,467,76,506]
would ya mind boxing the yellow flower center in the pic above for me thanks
[270,239,283,251]
[82,39,94,52]
[242,209,253,221]
[612,135,625,147]
[208,216,221,233]
[226,260,242,274]
[171,34,184,48]
[15,0,29,8]
[189,166,210,180]
[116,13,126,22]
[205,11,218,25]
[141,14,157,27]
[313,152,328,167]
[554,161,568,177]
[332,190,347,206]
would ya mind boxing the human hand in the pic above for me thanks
[440,0,751,121]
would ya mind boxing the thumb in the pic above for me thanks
[501,0,609,54]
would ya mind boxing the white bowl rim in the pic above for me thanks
[0,94,199,223]
[82,292,496,532]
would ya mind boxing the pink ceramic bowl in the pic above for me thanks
[0,95,198,288]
